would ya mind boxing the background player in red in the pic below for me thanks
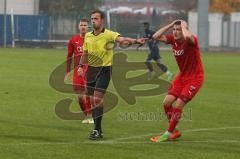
[150,20,204,142]
[64,19,93,124]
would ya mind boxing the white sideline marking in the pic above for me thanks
[0,140,240,146]
[0,126,240,146]
[107,126,240,142]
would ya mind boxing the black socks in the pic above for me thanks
[92,106,103,132]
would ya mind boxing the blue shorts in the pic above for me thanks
[146,51,160,61]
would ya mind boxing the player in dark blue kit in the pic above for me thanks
[143,22,173,80]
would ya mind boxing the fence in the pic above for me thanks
[0,15,48,46]
[3,12,240,49]
[223,21,240,48]
[189,12,240,49]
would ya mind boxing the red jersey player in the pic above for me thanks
[64,19,93,124]
[150,20,204,142]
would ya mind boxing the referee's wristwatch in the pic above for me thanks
[133,39,138,44]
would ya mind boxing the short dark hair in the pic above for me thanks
[80,19,89,23]
[143,22,150,25]
[91,10,105,19]
[174,20,181,25]
[143,22,150,27]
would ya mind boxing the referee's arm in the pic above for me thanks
[116,36,147,45]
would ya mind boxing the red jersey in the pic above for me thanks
[66,34,85,73]
[166,35,204,78]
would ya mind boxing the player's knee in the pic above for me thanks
[163,100,172,108]
[174,98,187,109]
[93,97,103,106]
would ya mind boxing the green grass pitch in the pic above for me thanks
[0,48,240,159]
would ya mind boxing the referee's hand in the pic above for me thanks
[78,67,84,77]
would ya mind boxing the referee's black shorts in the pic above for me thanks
[86,66,112,95]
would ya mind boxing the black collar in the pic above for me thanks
[91,28,105,36]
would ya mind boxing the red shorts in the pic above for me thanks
[168,74,204,103]
[72,67,87,93]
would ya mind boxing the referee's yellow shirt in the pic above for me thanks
[83,28,120,67]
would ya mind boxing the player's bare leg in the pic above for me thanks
[76,89,86,113]
[81,94,94,124]
[76,89,93,124]
[166,98,185,140]
[163,95,177,121]
[151,95,177,142]
[153,98,186,142]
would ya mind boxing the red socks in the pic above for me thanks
[164,106,173,122]
[84,96,92,115]
[78,96,92,116]
[167,108,182,133]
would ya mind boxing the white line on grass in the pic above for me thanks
[0,140,240,146]
[0,126,240,146]
[107,126,240,142]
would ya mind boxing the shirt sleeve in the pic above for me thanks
[66,39,74,73]
[165,34,175,45]
[110,31,120,42]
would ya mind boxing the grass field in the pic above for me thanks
[0,48,240,159]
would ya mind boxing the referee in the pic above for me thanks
[78,10,146,140]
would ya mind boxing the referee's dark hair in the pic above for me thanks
[91,10,105,19]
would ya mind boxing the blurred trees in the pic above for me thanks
[170,0,240,14]
[210,0,240,14]
[170,0,198,12]
[39,0,104,18]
